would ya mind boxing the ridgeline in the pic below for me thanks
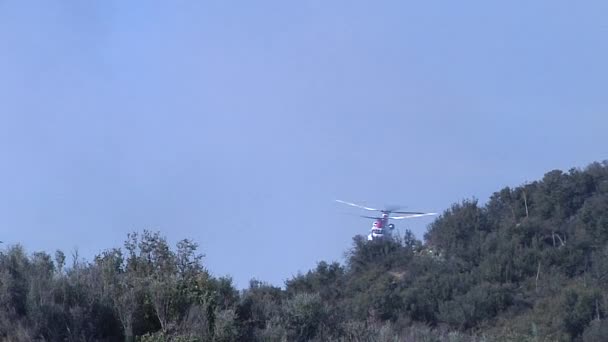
[1,162,608,341]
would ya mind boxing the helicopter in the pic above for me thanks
[336,200,436,241]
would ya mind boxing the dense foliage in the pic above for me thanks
[1,161,607,341]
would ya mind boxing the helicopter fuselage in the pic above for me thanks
[368,213,395,240]
[368,228,385,240]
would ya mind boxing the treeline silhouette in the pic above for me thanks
[1,161,608,341]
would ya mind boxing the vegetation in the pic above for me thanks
[1,161,607,341]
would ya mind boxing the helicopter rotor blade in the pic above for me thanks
[389,213,437,219]
[335,200,380,212]
[360,215,382,219]
[384,205,401,212]
[391,211,428,215]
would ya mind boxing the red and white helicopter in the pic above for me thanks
[336,200,436,241]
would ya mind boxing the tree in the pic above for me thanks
[284,293,325,342]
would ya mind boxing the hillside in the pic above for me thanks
[1,161,608,341]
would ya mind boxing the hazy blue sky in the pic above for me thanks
[1,1,606,288]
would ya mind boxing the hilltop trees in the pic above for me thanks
[0,231,214,341]
[282,161,608,341]
[0,161,607,341]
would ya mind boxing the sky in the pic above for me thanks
[1,1,607,288]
